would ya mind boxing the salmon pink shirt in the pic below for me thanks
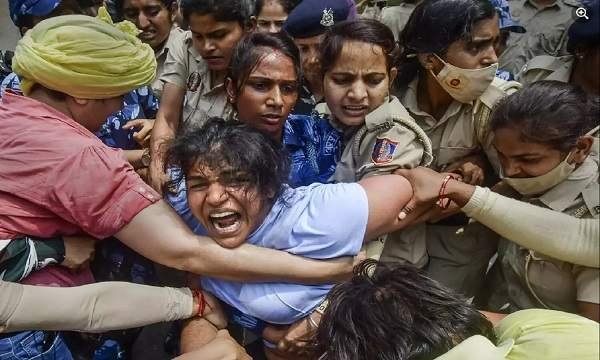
[0,93,159,286]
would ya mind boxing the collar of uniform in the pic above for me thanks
[401,77,465,130]
[155,26,185,61]
[183,32,224,95]
[525,0,579,11]
[535,156,598,212]
[314,97,405,132]
[363,97,392,130]
[363,96,413,130]
[184,31,204,62]
[314,102,346,133]
[525,0,562,11]
[546,56,574,82]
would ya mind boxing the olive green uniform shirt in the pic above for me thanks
[159,31,231,129]
[316,97,432,183]
[490,156,600,313]
[517,54,574,85]
[382,77,518,294]
[394,77,519,173]
[152,26,185,99]
[499,0,580,75]
[316,97,433,260]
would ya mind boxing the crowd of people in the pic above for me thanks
[0,0,598,359]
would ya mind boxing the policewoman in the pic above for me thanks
[282,0,353,115]
[383,0,520,296]
[482,81,599,322]
[313,19,432,260]
[497,0,580,74]
[107,0,186,99]
[149,0,253,191]
[518,0,599,95]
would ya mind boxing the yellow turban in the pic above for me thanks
[12,7,157,99]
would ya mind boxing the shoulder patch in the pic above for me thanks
[186,71,201,92]
[372,138,398,164]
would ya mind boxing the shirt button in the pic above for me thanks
[139,186,146,193]
[147,194,155,200]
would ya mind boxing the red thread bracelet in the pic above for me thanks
[437,175,454,209]
[192,289,206,317]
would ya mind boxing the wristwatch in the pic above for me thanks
[141,148,151,168]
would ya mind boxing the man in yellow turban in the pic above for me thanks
[0,9,353,360]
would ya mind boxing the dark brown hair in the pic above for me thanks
[307,260,496,360]
[228,31,301,97]
[320,18,398,76]
[395,0,496,86]
[491,81,599,152]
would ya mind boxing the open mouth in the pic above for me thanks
[208,210,242,234]
[342,105,368,117]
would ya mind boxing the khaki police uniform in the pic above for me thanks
[517,54,574,84]
[380,4,416,41]
[152,26,185,99]
[485,156,599,313]
[317,97,433,260]
[159,31,231,129]
[318,96,433,182]
[393,77,520,173]
[517,57,600,160]
[499,0,580,75]
[381,76,520,296]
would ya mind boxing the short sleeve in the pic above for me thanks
[45,145,160,239]
[573,266,600,304]
[288,183,368,258]
[159,35,189,89]
[356,124,425,180]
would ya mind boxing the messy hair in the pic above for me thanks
[165,118,290,202]
[308,260,496,360]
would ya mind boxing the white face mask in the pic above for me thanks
[502,152,576,196]
[430,54,498,103]
[501,126,600,196]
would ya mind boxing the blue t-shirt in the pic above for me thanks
[284,114,342,187]
[201,183,368,326]
[96,86,159,149]
[0,73,159,150]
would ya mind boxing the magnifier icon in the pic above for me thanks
[576,7,589,20]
